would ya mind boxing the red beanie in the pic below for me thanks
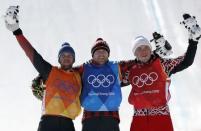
[91,38,110,56]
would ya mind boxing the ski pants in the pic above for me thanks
[130,115,174,131]
[37,115,75,131]
[82,117,120,131]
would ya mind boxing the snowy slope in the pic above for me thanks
[0,0,201,131]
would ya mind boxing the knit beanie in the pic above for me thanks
[58,42,75,62]
[91,38,110,56]
[132,36,152,55]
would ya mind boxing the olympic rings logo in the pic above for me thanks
[132,72,158,88]
[87,74,115,88]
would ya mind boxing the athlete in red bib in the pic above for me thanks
[121,30,199,131]
[128,58,170,109]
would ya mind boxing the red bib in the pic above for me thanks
[128,59,171,109]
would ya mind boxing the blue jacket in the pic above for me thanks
[81,61,122,111]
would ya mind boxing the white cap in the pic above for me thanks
[132,36,152,55]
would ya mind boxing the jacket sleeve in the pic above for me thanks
[13,28,52,81]
[118,60,136,87]
[161,39,198,76]
[73,64,84,76]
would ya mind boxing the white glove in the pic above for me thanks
[151,32,173,57]
[180,13,201,41]
[4,6,20,32]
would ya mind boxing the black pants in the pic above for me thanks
[82,117,120,131]
[37,115,75,131]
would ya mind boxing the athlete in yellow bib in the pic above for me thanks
[4,6,82,131]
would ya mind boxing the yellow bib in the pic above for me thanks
[42,67,82,119]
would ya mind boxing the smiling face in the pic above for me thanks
[92,49,109,65]
[59,52,74,70]
[135,45,152,63]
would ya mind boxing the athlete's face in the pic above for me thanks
[59,52,74,70]
[93,49,109,65]
[135,45,152,63]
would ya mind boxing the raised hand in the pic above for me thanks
[180,13,201,41]
[151,32,173,57]
[4,6,20,32]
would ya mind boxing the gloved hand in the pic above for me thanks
[4,6,20,32]
[31,74,45,100]
[151,32,173,57]
[180,13,201,42]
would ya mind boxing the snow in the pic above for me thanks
[0,0,201,131]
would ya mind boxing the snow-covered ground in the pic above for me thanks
[0,0,201,131]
